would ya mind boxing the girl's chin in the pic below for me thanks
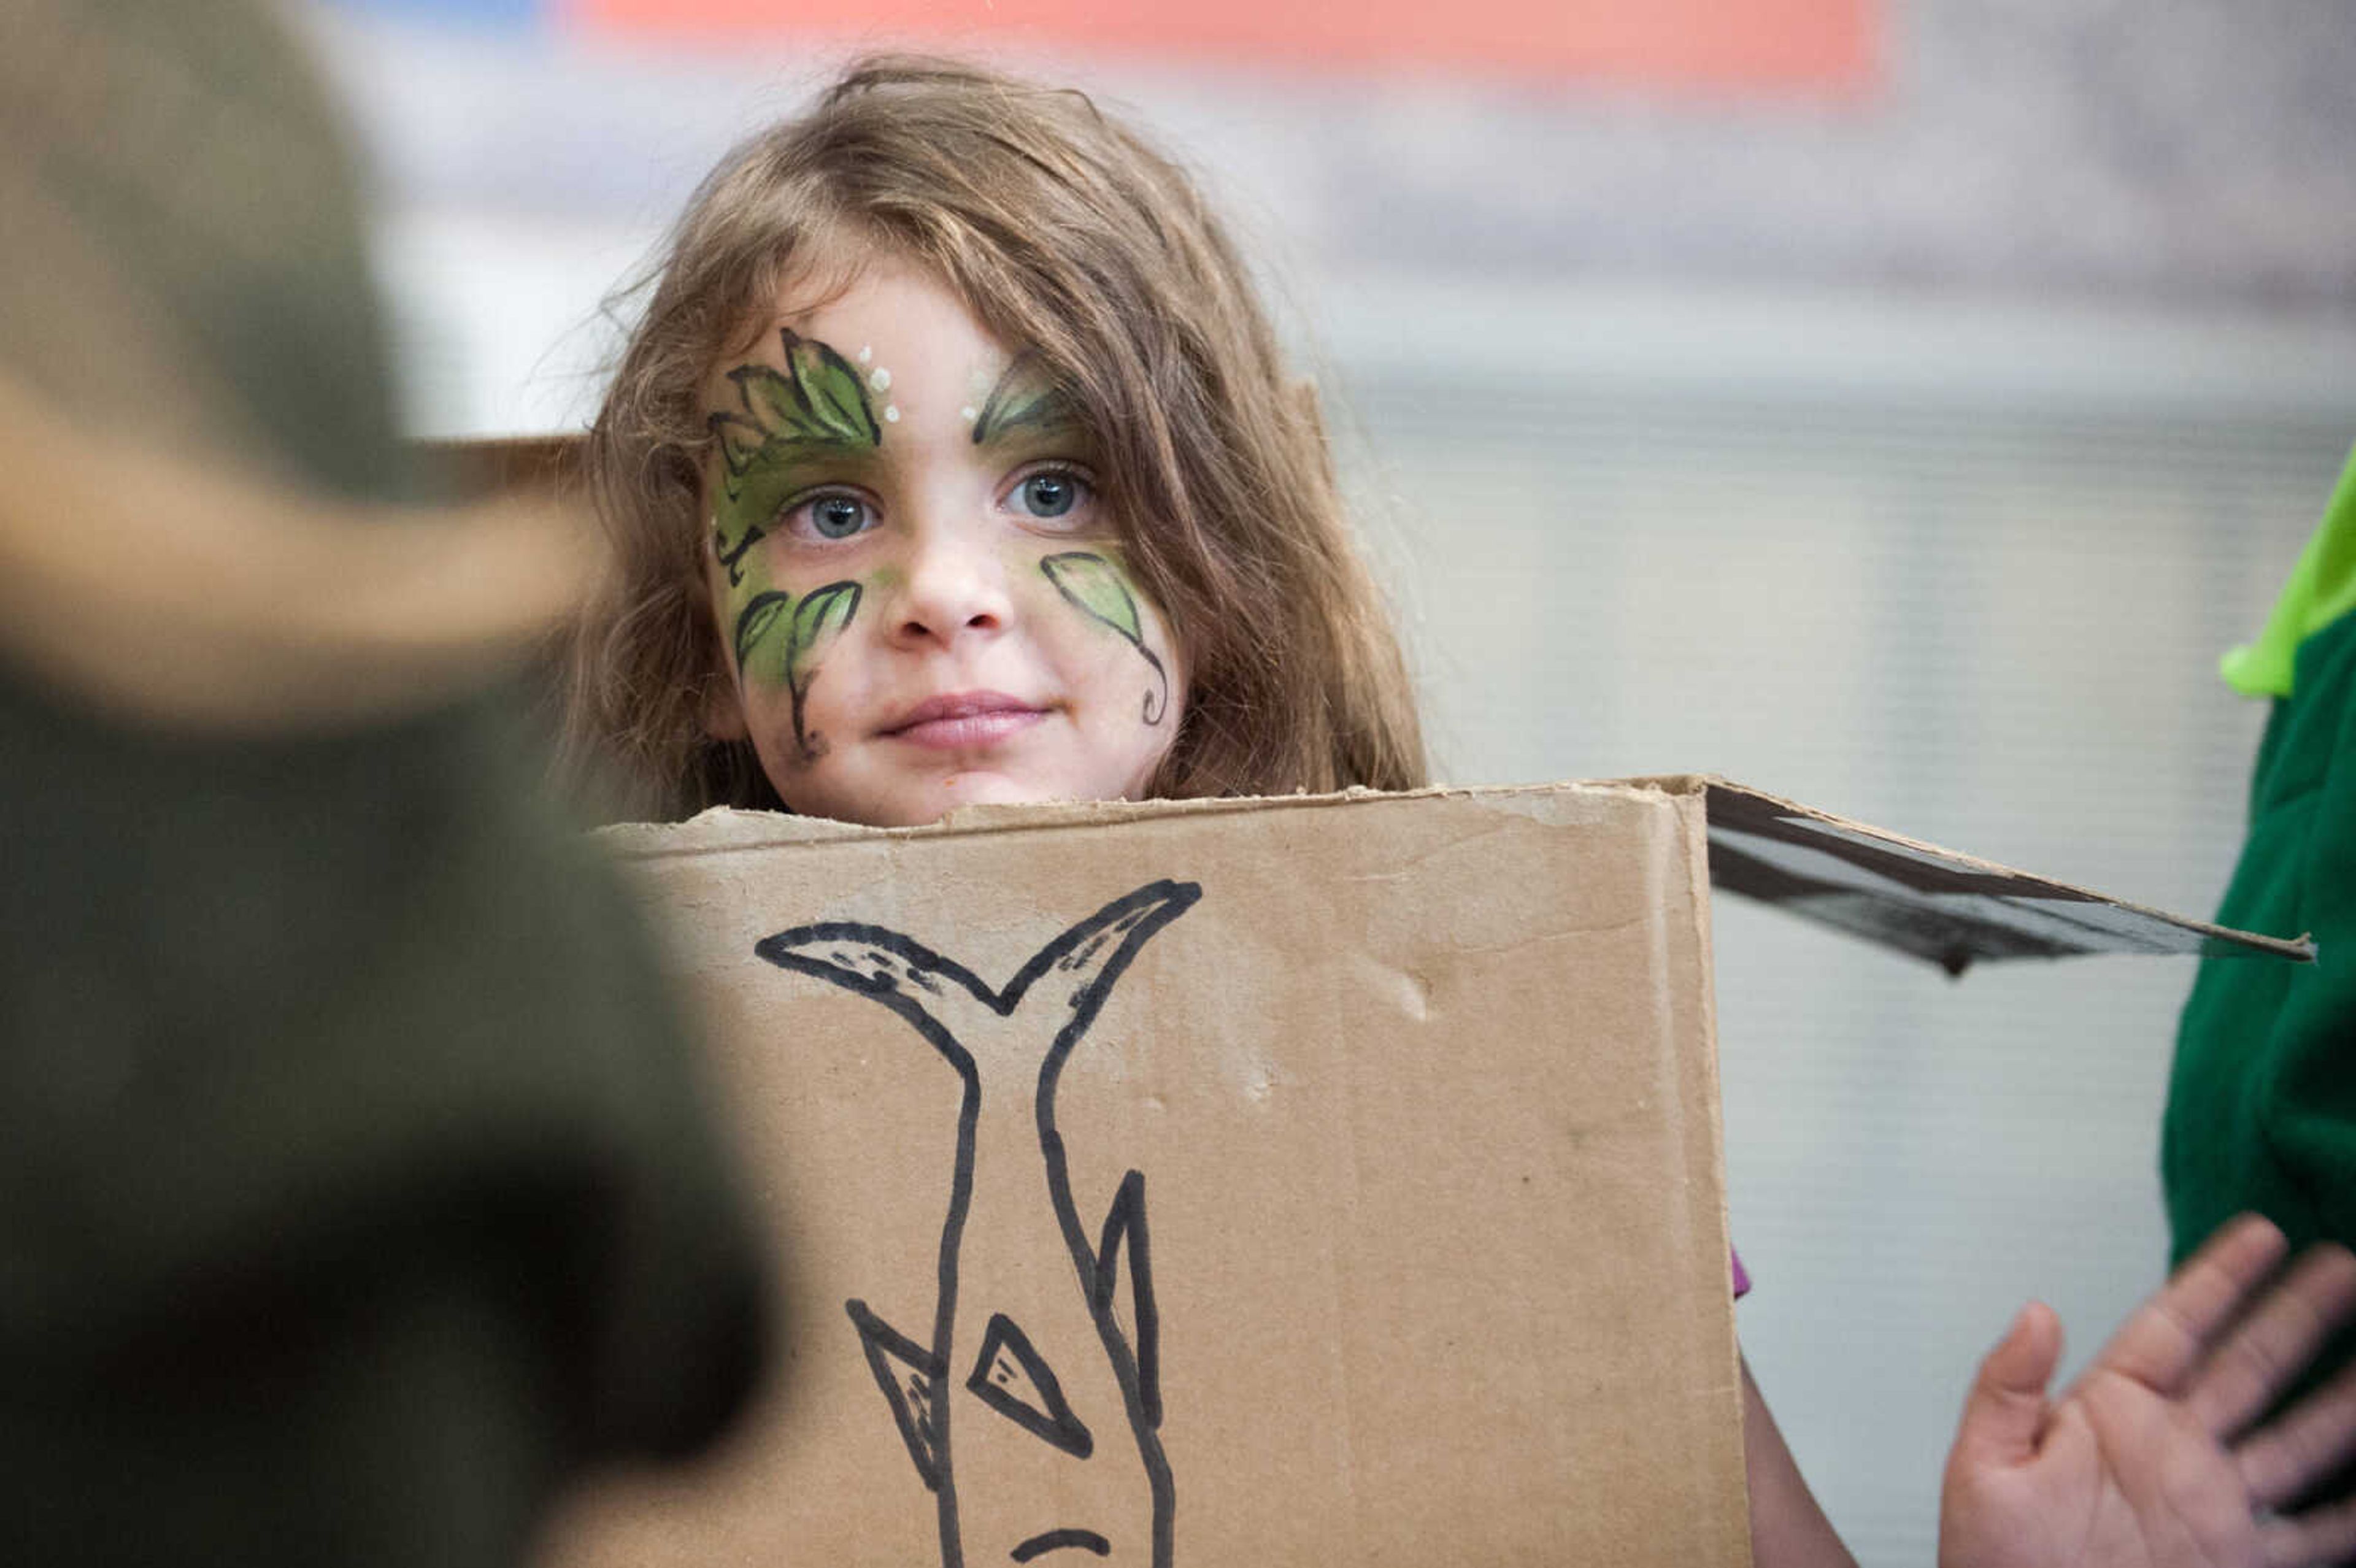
[926,769,1066,812]
[775,753,1155,826]
[790,771,1062,829]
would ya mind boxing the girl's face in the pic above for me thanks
[699,261,1184,827]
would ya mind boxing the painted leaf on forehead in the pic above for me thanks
[971,355,1073,445]
[733,590,792,679]
[1041,551,1143,644]
[725,337,879,454]
[728,365,811,444]
[712,411,769,481]
[785,330,882,446]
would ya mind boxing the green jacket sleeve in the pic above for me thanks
[2166,452,2356,1415]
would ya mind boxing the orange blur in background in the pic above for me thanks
[569,0,1879,94]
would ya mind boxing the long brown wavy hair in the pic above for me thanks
[561,55,1425,819]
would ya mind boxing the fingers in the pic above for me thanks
[2239,1355,2356,1512]
[2192,1243,2356,1443]
[2074,1215,2290,1401]
[2259,1491,2356,1568]
[1948,1299,2064,1473]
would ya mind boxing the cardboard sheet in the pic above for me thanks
[547,780,1750,1568]
[543,775,2303,1567]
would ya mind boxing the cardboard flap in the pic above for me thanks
[1676,777,2315,975]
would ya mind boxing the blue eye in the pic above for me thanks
[800,494,874,540]
[1014,472,1085,520]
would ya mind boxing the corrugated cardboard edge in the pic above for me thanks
[593,776,2309,973]
[1661,781,1754,1565]
[593,778,1693,860]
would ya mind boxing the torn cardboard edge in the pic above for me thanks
[598,774,2311,976]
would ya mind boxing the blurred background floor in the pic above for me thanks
[304,2,2356,1559]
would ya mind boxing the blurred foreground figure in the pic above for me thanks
[2166,444,2356,1501]
[0,4,768,1564]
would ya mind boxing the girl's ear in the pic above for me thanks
[701,671,750,740]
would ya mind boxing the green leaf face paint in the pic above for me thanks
[741,332,881,449]
[707,329,884,586]
[1041,552,1142,642]
[1041,551,1169,724]
[733,590,791,678]
[971,352,1074,447]
[789,582,861,690]
[730,578,866,761]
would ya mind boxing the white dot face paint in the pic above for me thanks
[960,405,977,423]
[885,404,901,423]
[869,367,893,391]
[857,345,873,364]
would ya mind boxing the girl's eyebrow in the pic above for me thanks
[970,352,1079,445]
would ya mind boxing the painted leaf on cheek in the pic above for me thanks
[733,590,792,681]
[787,580,862,693]
[1041,551,1170,725]
[1041,552,1144,643]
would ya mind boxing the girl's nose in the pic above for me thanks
[889,529,1014,648]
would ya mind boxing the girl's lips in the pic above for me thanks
[879,692,1049,749]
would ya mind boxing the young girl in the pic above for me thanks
[564,56,2356,1567]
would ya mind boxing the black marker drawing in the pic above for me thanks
[758,880,1200,1567]
[1040,553,1171,725]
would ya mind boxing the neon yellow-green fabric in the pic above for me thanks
[2220,446,2356,698]
[2165,444,2356,1477]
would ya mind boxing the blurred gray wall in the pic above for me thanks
[307,2,2356,1560]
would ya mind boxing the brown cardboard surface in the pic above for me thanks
[543,775,2301,1567]
[543,780,1750,1568]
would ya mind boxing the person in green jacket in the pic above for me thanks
[2166,443,2356,1496]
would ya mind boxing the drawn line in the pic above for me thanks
[1011,1529,1112,1561]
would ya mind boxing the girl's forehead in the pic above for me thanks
[704,274,1038,448]
[744,264,1011,382]
[700,263,1084,458]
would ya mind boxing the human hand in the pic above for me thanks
[1939,1215,2356,1568]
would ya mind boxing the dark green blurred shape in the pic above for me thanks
[2166,445,2356,1505]
[0,4,770,1564]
